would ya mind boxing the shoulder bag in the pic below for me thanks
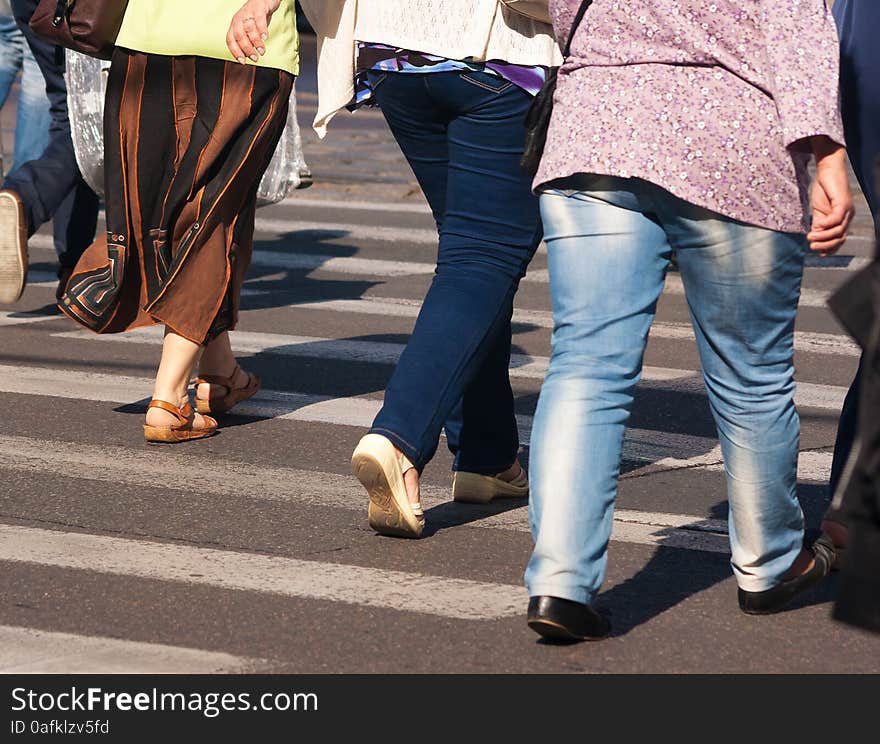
[521,0,593,176]
[500,1,551,25]
[30,0,130,60]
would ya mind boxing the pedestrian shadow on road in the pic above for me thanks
[590,498,836,638]
[420,497,529,537]
[241,233,386,312]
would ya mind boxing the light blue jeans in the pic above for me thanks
[0,11,50,175]
[525,176,808,604]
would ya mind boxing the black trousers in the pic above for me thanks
[828,0,880,499]
[2,0,98,270]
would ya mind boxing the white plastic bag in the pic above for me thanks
[66,51,311,205]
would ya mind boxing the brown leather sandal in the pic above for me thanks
[143,399,218,443]
[194,365,260,415]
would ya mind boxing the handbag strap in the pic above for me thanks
[562,0,594,58]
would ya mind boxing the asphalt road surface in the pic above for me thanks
[1,38,878,673]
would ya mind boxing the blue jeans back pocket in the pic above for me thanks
[457,71,513,94]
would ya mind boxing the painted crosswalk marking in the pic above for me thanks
[0,365,834,483]
[0,626,262,674]
[0,524,528,621]
[275,296,860,357]
[0,433,729,553]
[52,321,860,395]
[0,310,61,327]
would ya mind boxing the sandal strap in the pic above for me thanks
[148,399,192,425]
[195,364,242,393]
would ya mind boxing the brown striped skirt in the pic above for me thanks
[60,50,294,344]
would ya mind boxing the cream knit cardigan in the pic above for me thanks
[298,0,562,137]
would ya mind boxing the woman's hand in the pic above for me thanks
[808,136,854,257]
[227,0,282,64]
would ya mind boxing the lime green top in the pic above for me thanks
[116,0,299,75]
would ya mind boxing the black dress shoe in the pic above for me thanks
[527,595,611,642]
[738,535,835,615]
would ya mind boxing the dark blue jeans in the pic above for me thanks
[367,69,542,473]
[829,0,880,499]
[2,0,98,270]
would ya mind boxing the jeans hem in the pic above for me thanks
[452,459,518,476]
[368,426,424,472]
[525,582,595,606]
[734,575,785,594]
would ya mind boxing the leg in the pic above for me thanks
[669,203,808,594]
[453,315,519,475]
[0,11,22,113]
[828,358,862,500]
[821,0,880,544]
[10,40,50,173]
[525,182,670,607]
[369,71,540,471]
[4,0,85,229]
[144,329,216,439]
[52,180,100,275]
[0,0,92,303]
[194,330,258,413]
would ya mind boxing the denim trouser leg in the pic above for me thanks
[0,11,50,175]
[3,0,97,265]
[827,0,880,500]
[442,320,518,474]
[525,180,806,604]
[526,187,671,604]
[12,40,50,172]
[0,12,22,114]
[51,180,100,269]
[368,71,541,471]
[668,204,807,592]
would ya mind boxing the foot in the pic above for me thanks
[352,433,424,538]
[494,461,525,483]
[145,395,215,431]
[737,540,834,615]
[527,596,611,642]
[403,461,421,509]
[452,459,528,504]
[820,518,849,570]
[0,189,28,304]
[195,364,251,402]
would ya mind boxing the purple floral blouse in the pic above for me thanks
[537,0,845,233]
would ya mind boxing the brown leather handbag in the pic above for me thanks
[30,0,130,60]
[500,1,551,25]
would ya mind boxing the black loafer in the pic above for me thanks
[738,535,835,615]
[527,595,611,642]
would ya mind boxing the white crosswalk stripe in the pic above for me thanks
[52,323,857,399]
[0,626,263,674]
[0,524,528,621]
[0,364,834,482]
[0,433,730,553]
[0,310,60,327]
[254,217,439,245]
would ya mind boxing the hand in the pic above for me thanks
[227,0,281,65]
[807,137,854,257]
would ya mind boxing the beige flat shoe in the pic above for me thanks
[0,189,28,305]
[452,467,528,504]
[351,433,424,538]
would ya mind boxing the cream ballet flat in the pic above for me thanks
[452,467,529,504]
[351,434,425,538]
